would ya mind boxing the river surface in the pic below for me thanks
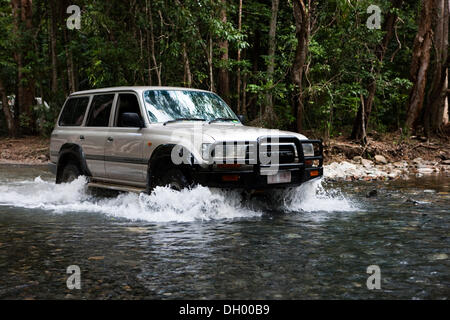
[0,164,448,299]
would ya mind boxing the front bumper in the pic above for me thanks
[191,138,323,190]
[192,166,323,189]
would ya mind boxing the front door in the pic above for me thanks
[105,93,146,184]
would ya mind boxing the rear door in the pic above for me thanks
[51,96,91,164]
[104,92,146,184]
[81,93,116,178]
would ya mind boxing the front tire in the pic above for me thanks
[156,168,190,191]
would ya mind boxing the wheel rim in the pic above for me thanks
[62,167,79,183]
[168,181,182,191]
[66,173,77,183]
[157,169,188,191]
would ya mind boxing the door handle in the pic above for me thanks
[79,135,85,140]
[107,137,114,142]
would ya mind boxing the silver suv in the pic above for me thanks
[49,87,323,193]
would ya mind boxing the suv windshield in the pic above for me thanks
[143,90,239,123]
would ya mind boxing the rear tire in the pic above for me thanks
[60,162,81,183]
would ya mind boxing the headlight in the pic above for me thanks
[209,143,247,160]
[202,143,212,160]
[302,143,314,157]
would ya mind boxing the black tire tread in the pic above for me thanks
[60,161,82,183]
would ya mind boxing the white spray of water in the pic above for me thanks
[280,178,358,213]
[0,176,358,222]
[0,177,260,222]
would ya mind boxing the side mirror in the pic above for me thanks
[120,112,144,128]
[238,115,245,124]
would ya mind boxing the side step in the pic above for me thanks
[87,182,146,194]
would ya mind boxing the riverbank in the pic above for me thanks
[322,133,450,180]
[0,135,449,180]
[0,136,49,165]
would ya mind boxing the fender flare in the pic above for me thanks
[56,143,91,183]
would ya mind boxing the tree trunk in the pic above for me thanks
[236,0,243,115]
[264,0,280,121]
[145,3,152,85]
[405,0,434,132]
[360,92,367,144]
[49,0,58,94]
[148,0,161,86]
[351,0,403,141]
[64,29,76,93]
[217,0,230,104]
[292,0,310,132]
[242,72,247,118]
[11,0,36,134]
[208,35,215,92]
[424,0,448,135]
[0,79,17,137]
[182,43,192,87]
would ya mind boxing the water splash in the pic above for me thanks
[0,176,358,222]
[278,178,358,213]
[0,176,260,222]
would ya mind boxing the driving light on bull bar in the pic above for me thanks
[303,143,314,157]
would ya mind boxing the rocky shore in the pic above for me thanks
[321,134,450,181]
[0,136,49,165]
[324,155,450,181]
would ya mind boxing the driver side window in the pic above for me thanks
[114,93,143,127]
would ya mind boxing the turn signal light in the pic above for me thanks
[222,175,240,182]
[310,170,319,177]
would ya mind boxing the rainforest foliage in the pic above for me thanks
[0,0,448,140]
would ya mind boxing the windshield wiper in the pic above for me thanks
[163,118,206,126]
[208,118,238,124]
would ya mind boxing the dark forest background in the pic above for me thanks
[0,0,448,142]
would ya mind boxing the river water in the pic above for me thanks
[0,164,448,299]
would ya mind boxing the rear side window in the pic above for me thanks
[86,94,115,127]
[58,97,90,126]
